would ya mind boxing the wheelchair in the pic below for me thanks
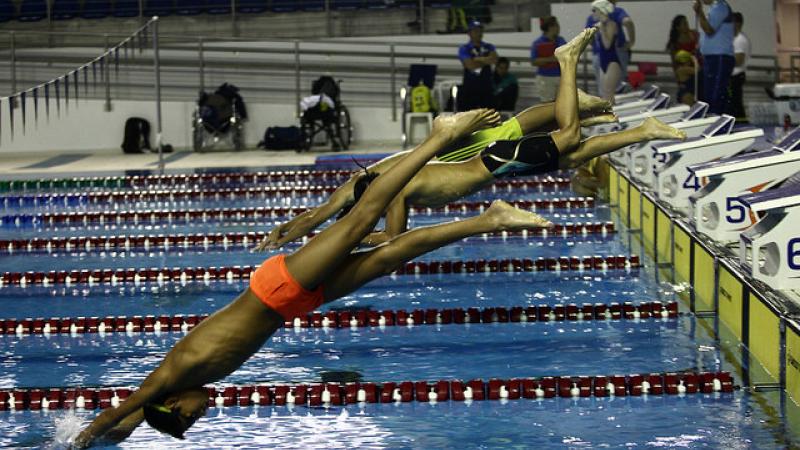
[298,76,352,152]
[192,83,246,152]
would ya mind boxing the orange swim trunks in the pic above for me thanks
[250,254,324,320]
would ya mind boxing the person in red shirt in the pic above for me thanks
[530,16,567,102]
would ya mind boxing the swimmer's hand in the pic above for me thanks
[71,428,95,449]
[254,226,285,252]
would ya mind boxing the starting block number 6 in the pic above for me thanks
[790,238,800,270]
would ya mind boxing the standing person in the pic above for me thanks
[586,0,635,96]
[666,15,702,105]
[727,12,750,121]
[457,20,498,111]
[592,0,623,102]
[530,16,567,102]
[493,57,519,111]
[694,0,735,115]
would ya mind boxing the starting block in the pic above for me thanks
[604,94,675,166]
[627,103,715,186]
[653,115,764,214]
[739,181,800,290]
[689,128,800,244]
[613,92,673,116]
[613,84,660,105]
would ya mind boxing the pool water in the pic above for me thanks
[0,168,796,449]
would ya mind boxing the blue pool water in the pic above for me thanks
[0,169,795,449]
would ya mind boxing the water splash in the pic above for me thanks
[48,410,86,449]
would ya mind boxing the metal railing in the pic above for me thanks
[2,28,781,112]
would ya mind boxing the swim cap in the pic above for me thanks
[591,0,614,16]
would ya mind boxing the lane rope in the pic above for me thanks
[0,370,735,411]
[0,300,678,336]
[0,178,572,210]
[0,254,639,288]
[0,173,569,193]
[0,198,596,230]
[0,219,613,255]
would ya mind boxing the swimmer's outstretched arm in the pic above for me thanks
[73,370,169,448]
[361,194,409,246]
[255,180,356,251]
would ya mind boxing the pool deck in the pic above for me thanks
[0,142,403,178]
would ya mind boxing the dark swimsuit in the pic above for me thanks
[596,33,620,72]
[480,133,561,178]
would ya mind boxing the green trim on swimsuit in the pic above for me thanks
[435,118,524,162]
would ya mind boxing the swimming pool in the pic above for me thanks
[0,167,795,449]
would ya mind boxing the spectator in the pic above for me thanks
[591,0,623,102]
[694,0,735,115]
[530,16,567,102]
[666,15,702,106]
[493,57,518,111]
[457,20,498,111]
[666,14,700,58]
[586,0,635,96]
[727,12,750,121]
[674,50,701,105]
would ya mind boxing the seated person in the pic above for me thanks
[493,57,519,111]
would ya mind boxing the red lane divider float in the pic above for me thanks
[0,371,735,411]
[1,198,596,230]
[1,178,571,209]
[0,254,639,288]
[0,220,613,255]
[0,300,677,336]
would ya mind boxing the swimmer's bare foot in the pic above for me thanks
[640,117,687,141]
[484,200,553,231]
[578,89,612,113]
[432,109,502,142]
[580,113,618,127]
[554,28,596,64]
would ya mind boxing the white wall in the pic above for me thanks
[551,1,776,56]
[0,97,396,154]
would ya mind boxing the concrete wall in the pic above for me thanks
[0,97,396,153]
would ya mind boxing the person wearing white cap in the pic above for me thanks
[590,0,623,101]
[586,0,635,97]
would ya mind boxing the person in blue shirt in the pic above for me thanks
[695,0,735,115]
[586,0,636,97]
[530,16,567,102]
[458,20,498,111]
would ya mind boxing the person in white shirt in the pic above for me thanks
[728,12,750,120]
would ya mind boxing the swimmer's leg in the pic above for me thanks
[321,201,551,300]
[549,29,596,154]
[515,90,612,133]
[284,109,501,291]
[602,62,623,103]
[559,117,687,169]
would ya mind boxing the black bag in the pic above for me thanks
[258,126,304,150]
[121,117,152,154]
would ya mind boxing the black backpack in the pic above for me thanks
[121,117,152,154]
[258,126,304,150]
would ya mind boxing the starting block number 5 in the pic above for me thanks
[725,197,747,224]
